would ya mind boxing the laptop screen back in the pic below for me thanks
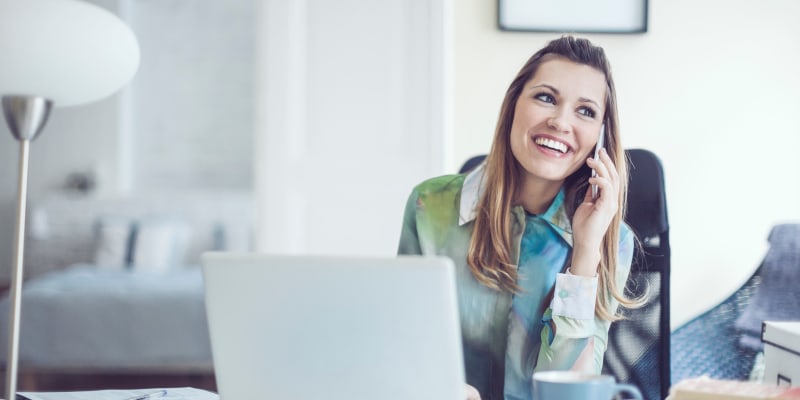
[202,253,465,400]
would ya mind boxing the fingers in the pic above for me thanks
[586,148,620,203]
[574,149,620,252]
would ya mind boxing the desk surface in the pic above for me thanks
[15,387,217,400]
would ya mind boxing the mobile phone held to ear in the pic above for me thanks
[591,124,605,201]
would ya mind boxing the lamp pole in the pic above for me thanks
[2,95,52,400]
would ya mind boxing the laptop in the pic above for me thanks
[201,253,465,400]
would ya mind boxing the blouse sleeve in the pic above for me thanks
[535,226,635,373]
[397,187,423,256]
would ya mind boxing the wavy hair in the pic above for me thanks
[466,36,635,320]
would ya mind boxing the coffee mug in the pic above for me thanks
[532,371,643,400]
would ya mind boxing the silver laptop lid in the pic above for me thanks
[202,253,465,400]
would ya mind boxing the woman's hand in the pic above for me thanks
[465,384,481,400]
[570,148,621,277]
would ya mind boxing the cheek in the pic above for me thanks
[509,131,524,163]
[575,146,594,161]
[508,117,526,149]
[509,106,541,144]
[575,129,600,159]
[508,127,531,168]
[511,103,539,129]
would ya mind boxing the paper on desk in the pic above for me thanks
[17,387,218,400]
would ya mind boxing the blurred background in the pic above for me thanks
[1,0,798,339]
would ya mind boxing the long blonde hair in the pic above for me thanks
[466,36,635,321]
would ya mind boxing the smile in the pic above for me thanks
[534,137,569,154]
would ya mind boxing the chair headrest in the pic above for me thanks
[768,223,800,249]
[625,149,669,238]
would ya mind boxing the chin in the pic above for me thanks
[522,167,570,183]
[530,161,580,182]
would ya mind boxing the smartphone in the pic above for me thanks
[591,124,606,200]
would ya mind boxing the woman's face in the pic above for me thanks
[509,57,607,189]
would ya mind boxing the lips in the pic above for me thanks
[534,136,570,154]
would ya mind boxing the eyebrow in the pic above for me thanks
[529,83,601,108]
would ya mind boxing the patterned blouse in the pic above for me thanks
[397,164,634,400]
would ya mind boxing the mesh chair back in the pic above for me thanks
[601,149,671,400]
[670,271,761,383]
[458,149,671,400]
[671,223,800,383]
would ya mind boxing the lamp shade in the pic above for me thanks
[0,0,140,107]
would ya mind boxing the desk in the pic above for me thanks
[15,387,217,400]
[1,368,215,393]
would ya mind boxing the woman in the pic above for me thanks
[397,36,637,400]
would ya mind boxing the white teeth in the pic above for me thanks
[534,137,568,153]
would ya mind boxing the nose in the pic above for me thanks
[546,108,570,133]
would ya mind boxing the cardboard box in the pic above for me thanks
[762,321,800,387]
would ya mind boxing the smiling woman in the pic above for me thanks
[398,36,636,400]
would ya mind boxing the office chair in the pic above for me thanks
[458,155,486,175]
[459,149,671,400]
[603,149,671,400]
[671,223,800,384]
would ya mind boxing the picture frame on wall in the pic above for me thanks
[498,0,648,34]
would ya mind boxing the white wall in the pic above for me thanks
[453,0,800,327]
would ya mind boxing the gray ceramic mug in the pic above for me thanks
[532,371,643,400]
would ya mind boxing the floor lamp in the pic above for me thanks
[0,0,139,398]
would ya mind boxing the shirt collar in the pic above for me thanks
[458,163,573,245]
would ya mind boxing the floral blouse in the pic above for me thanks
[397,164,634,400]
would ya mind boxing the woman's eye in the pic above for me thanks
[578,106,596,118]
[534,93,555,104]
